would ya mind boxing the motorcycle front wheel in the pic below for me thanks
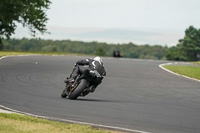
[61,86,68,98]
[68,79,88,100]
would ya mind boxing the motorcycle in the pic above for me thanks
[61,66,102,100]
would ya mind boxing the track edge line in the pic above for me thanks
[0,105,150,133]
[159,62,200,83]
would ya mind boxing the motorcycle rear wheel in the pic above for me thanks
[68,79,88,100]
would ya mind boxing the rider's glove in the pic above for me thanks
[73,63,77,69]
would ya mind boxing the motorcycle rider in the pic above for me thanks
[65,56,106,92]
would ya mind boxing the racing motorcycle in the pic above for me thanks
[61,67,102,100]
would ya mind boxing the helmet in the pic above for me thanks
[93,56,103,65]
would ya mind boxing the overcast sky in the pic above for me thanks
[12,0,200,46]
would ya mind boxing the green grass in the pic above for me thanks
[0,51,87,58]
[163,65,200,80]
[193,61,200,66]
[0,51,35,57]
[0,113,122,133]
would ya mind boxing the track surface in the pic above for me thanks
[0,55,200,133]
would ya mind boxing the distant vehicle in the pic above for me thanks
[113,50,123,58]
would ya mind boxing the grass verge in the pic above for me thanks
[163,64,200,80]
[193,61,200,66]
[0,113,122,133]
[0,51,87,58]
[0,51,36,57]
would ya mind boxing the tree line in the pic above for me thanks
[1,1,200,61]
[2,26,200,61]
[1,1,199,61]
[2,38,168,60]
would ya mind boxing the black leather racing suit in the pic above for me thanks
[70,58,106,88]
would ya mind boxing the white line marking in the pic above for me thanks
[0,105,150,133]
[159,62,200,83]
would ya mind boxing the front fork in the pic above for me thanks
[65,75,81,95]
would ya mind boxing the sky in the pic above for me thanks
[12,0,200,46]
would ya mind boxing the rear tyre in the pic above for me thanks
[68,79,88,100]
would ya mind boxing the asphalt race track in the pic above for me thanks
[0,55,200,133]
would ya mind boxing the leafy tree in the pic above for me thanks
[0,0,51,50]
[166,46,187,61]
[178,26,200,61]
[166,26,200,61]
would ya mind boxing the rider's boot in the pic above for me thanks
[90,85,96,92]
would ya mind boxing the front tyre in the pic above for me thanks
[61,90,67,98]
[68,79,88,100]
[61,86,69,98]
